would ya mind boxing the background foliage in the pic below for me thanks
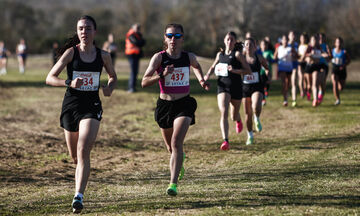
[0,0,359,57]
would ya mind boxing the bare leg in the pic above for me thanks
[160,128,173,153]
[331,74,340,101]
[291,68,297,101]
[217,93,230,140]
[243,97,253,132]
[298,65,304,96]
[64,130,79,164]
[75,118,100,194]
[251,92,263,118]
[230,99,241,122]
[169,116,191,184]
[312,71,319,103]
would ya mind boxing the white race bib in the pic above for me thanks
[243,72,259,84]
[332,57,343,65]
[72,71,100,91]
[164,67,190,87]
[214,63,228,77]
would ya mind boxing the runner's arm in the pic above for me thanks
[204,52,220,81]
[231,51,252,75]
[46,47,74,87]
[141,53,162,88]
[189,52,209,90]
[101,50,117,96]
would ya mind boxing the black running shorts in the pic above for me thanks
[154,95,197,129]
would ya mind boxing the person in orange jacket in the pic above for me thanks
[125,24,146,93]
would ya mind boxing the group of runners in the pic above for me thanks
[43,15,351,213]
[0,39,28,75]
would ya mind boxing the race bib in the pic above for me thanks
[164,67,190,87]
[332,57,343,66]
[214,63,228,77]
[72,71,100,91]
[243,72,260,84]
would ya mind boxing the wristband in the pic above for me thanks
[159,72,164,79]
[65,79,72,87]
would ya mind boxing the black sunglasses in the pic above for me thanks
[165,33,183,39]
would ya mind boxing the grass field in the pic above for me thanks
[1,55,360,215]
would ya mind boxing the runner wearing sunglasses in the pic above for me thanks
[141,23,209,196]
[204,32,251,150]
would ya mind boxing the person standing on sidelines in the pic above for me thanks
[141,23,209,196]
[243,37,269,145]
[297,33,309,99]
[46,15,117,213]
[317,33,331,104]
[204,32,251,150]
[288,31,299,107]
[16,38,27,74]
[126,24,146,93]
[259,39,274,105]
[331,37,351,105]
[0,41,11,75]
[102,33,117,66]
[274,35,293,106]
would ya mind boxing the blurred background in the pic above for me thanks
[0,0,359,58]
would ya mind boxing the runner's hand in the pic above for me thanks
[163,64,174,76]
[200,80,210,91]
[227,65,233,72]
[102,84,112,97]
[72,78,83,88]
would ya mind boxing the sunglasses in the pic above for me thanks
[165,33,183,39]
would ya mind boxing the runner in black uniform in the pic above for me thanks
[243,37,269,145]
[46,15,117,214]
[204,32,251,150]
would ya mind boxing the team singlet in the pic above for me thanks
[157,51,191,94]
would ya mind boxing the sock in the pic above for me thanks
[254,115,260,123]
[247,131,253,138]
[169,183,177,188]
[318,90,322,95]
[224,138,229,143]
[75,192,83,199]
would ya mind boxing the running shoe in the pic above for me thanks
[236,121,243,133]
[179,153,185,181]
[292,101,297,107]
[318,94,323,104]
[220,141,229,150]
[254,119,262,132]
[246,136,254,145]
[72,196,83,214]
[283,101,288,107]
[306,91,311,101]
[262,99,266,106]
[167,183,177,196]
[334,99,340,105]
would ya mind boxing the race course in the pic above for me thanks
[1,56,360,215]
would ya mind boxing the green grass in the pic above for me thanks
[1,57,360,215]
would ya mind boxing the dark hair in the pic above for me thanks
[163,23,184,50]
[56,15,97,60]
[335,37,344,48]
[301,32,309,44]
[219,32,243,54]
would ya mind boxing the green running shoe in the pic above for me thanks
[179,153,186,180]
[167,183,177,196]
[292,101,297,107]
[255,119,262,132]
[246,136,254,145]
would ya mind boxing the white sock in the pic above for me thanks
[75,192,83,199]
[319,90,322,95]
[254,115,260,122]
[247,131,253,138]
